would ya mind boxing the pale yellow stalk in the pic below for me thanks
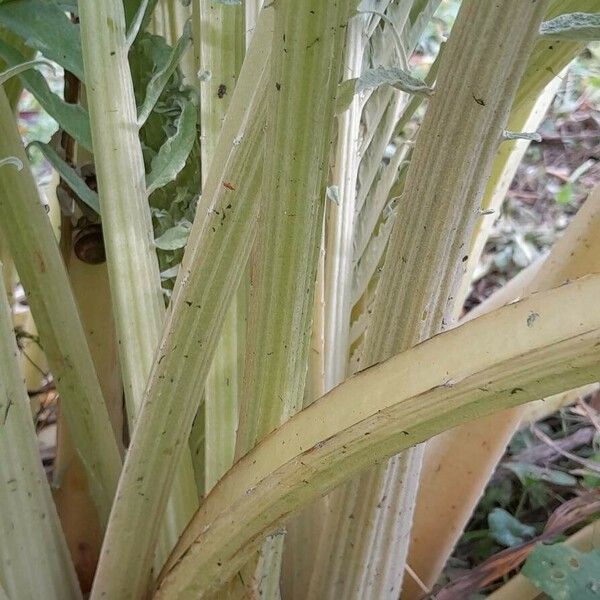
[156,274,600,599]
[406,185,600,598]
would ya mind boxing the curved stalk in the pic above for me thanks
[231,1,350,593]
[406,184,600,597]
[156,274,600,599]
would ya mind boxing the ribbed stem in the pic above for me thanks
[195,0,246,493]
[321,2,549,597]
[156,275,600,599]
[78,0,199,557]
[235,0,350,455]
[90,11,273,597]
[0,266,82,600]
[0,87,121,525]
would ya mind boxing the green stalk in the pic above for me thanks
[77,0,198,555]
[323,15,368,392]
[245,0,263,46]
[0,265,82,600]
[234,0,349,456]
[0,87,121,525]
[231,4,350,592]
[195,0,245,492]
[156,274,600,599]
[78,0,168,427]
[315,2,549,597]
[89,10,273,598]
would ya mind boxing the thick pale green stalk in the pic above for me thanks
[231,2,349,593]
[196,0,244,179]
[156,275,600,599]
[235,0,349,457]
[323,15,368,392]
[0,266,82,600]
[453,77,563,319]
[78,0,167,425]
[0,87,121,525]
[315,2,549,597]
[196,0,246,492]
[205,304,244,489]
[77,0,198,555]
[90,11,272,598]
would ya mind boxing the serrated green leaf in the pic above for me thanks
[504,462,578,487]
[523,543,600,600]
[0,0,84,79]
[356,66,433,95]
[0,57,54,85]
[488,508,535,547]
[540,12,600,41]
[28,141,100,214]
[0,39,92,150]
[137,20,193,126]
[146,99,196,194]
[154,221,192,250]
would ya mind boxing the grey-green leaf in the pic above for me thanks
[488,508,535,548]
[540,12,600,41]
[0,57,55,85]
[154,222,192,250]
[522,543,600,600]
[137,20,193,126]
[145,100,197,194]
[356,66,433,95]
[0,40,92,151]
[28,142,100,214]
[0,0,84,79]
